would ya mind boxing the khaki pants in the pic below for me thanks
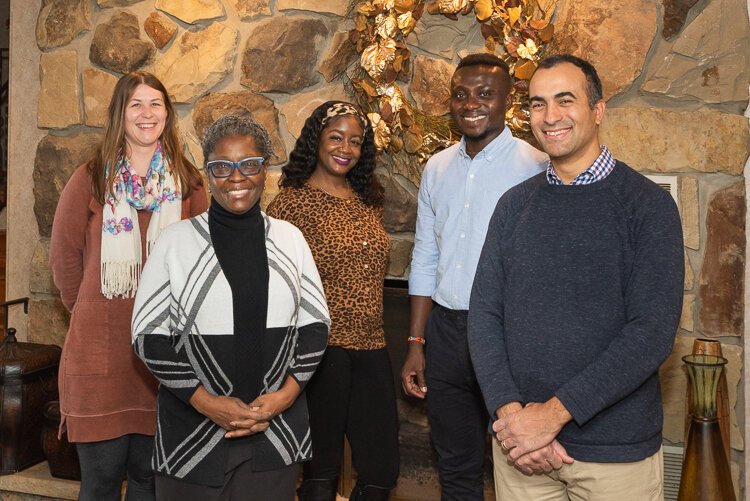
[492,440,664,501]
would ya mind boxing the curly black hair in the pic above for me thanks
[279,101,384,207]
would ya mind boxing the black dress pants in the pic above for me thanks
[303,346,400,490]
[424,304,490,501]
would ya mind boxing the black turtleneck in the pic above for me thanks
[208,197,268,403]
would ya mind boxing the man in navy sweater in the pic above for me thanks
[468,54,684,500]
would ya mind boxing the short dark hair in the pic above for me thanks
[454,53,512,92]
[456,53,511,74]
[201,114,275,163]
[536,54,603,108]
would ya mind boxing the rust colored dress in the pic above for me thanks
[49,164,208,442]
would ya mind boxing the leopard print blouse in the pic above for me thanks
[267,184,390,350]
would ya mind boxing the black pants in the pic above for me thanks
[155,460,298,501]
[76,433,155,501]
[303,346,400,490]
[424,305,490,501]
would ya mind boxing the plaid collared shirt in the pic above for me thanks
[546,146,615,186]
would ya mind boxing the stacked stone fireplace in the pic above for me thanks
[4,0,749,498]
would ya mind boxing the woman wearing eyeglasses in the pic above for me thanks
[49,71,207,501]
[132,114,329,500]
[267,101,399,501]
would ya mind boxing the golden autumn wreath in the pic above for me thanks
[349,0,555,169]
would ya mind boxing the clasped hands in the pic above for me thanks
[493,398,574,475]
[190,385,296,439]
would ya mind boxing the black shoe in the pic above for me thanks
[349,484,391,501]
[297,478,339,501]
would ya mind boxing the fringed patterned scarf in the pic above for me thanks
[101,142,182,299]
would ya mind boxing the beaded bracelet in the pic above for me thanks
[407,336,426,344]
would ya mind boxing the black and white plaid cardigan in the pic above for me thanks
[132,212,329,486]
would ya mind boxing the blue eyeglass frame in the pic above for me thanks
[205,157,265,178]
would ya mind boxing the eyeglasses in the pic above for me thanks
[206,157,265,178]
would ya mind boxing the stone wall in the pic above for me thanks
[6,0,750,497]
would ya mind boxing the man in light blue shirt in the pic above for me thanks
[401,53,547,500]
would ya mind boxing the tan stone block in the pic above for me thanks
[679,294,694,332]
[659,335,692,444]
[192,90,287,165]
[33,132,104,237]
[552,0,657,99]
[378,149,423,192]
[0,460,79,501]
[97,0,142,6]
[182,130,204,171]
[241,17,328,93]
[278,86,348,140]
[30,238,58,295]
[89,11,155,74]
[155,0,224,24]
[660,336,743,450]
[144,11,177,50]
[28,295,70,347]
[36,0,91,50]
[82,68,117,128]
[645,53,748,105]
[38,51,82,129]
[410,55,453,117]
[722,343,743,450]
[376,169,417,233]
[261,169,281,211]
[644,0,749,103]
[731,459,740,500]
[318,31,357,83]
[388,235,413,278]
[233,0,272,20]
[600,108,749,176]
[150,23,239,104]
[0,492,71,501]
[679,176,699,250]
[277,0,352,16]
[698,181,745,337]
[684,250,693,290]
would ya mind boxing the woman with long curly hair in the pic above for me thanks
[49,71,207,500]
[267,101,399,501]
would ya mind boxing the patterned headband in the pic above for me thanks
[321,102,369,128]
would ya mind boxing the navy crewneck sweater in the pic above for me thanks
[468,161,684,462]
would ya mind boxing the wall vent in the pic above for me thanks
[645,174,679,208]
[663,444,684,501]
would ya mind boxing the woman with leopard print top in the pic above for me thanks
[267,101,399,501]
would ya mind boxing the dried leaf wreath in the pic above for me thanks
[349,0,556,168]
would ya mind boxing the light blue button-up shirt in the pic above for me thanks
[408,127,547,310]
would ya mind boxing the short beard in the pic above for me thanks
[460,125,503,143]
